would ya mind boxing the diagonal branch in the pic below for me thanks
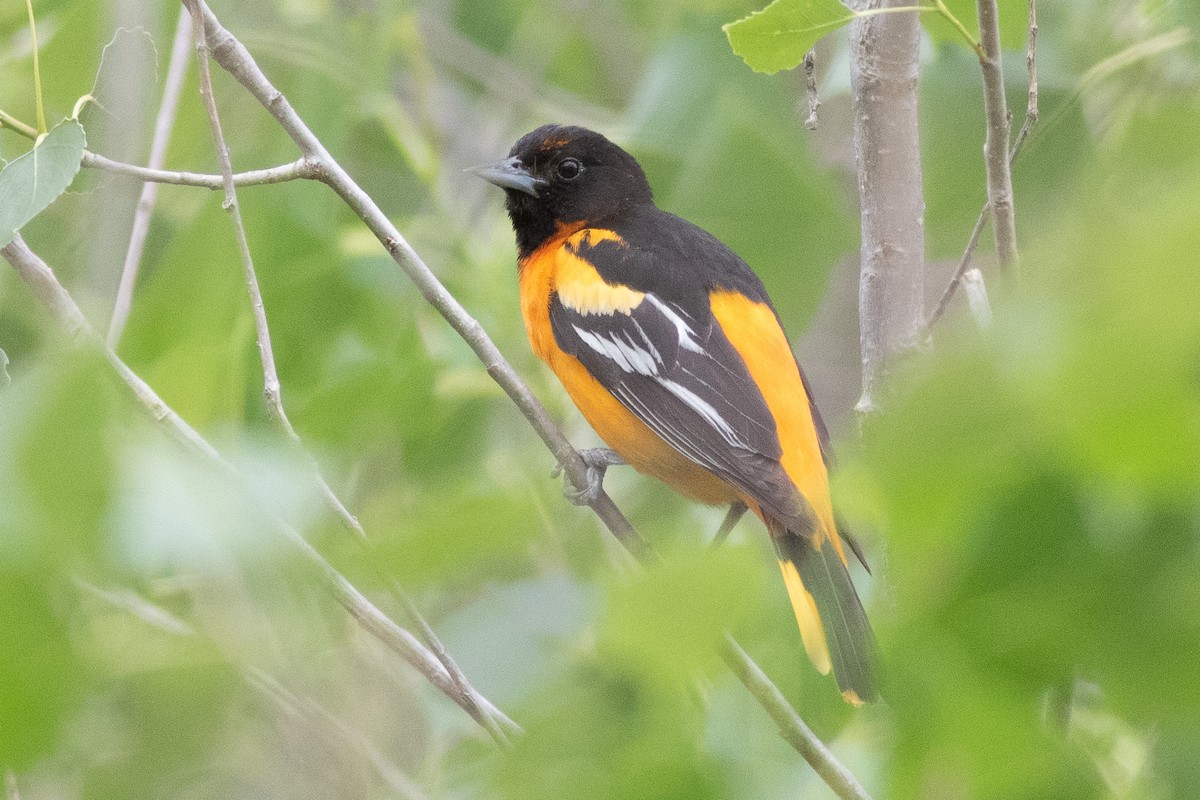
[0,233,519,744]
[107,7,194,349]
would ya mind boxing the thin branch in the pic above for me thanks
[721,637,872,800]
[187,0,288,437]
[393,582,515,746]
[78,578,437,800]
[4,770,18,800]
[976,0,1018,269]
[82,151,313,188]
[928,0,1038,328]
[107,7,193,349]
[0,233,518,743]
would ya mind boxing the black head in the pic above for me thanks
[471,125,653,257]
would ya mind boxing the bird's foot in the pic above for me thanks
[552,448,625,506]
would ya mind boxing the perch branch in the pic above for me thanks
[82,151,315,188]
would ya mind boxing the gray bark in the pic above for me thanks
[848,0,926,415]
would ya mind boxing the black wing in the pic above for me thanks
[550,290,814,533]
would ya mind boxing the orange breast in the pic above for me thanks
[518,229,738,506]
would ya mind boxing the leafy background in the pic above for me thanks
[1,0,1198,798]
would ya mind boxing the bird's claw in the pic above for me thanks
[553,448,625,506]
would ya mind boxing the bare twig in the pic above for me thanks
[849,0,926,417]
[4,770,19,800]
[0,233,518,743]
[928,0,1038,328]
[186,0,286,427]
[976,0,1018,269]
[107,8,193,348]
[802,49,820,130]
[82,151,314,188]
[393,583,515,746]
[721,637,872,800]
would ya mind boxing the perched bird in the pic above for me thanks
[473,125,876,704]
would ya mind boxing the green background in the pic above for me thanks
[1,0,1198,797]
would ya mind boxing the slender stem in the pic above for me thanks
[928,0,1038,329]
[24,0,46,135]
[0,109,38,140]
[976,0,1018,269]
[186,0,292,433]
[82,151,313,188]
[721,637,873,800]
[108,8,194,349]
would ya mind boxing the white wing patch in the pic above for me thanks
[656,379,746,448]
[573,325,659,375]
[645,294,705,353]
[571,293,751,452]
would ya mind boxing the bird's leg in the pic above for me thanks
[551,448,626,506]
[709,502,748,550]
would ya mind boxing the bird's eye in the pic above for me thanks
[556,157,583,181]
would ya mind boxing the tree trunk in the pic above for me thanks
[848,0,926,415]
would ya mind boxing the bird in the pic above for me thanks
[472,124,877,704]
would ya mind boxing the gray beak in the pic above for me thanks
[468,156,544,198]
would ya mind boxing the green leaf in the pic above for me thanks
[724,0,854,74]
[0,118,86,247]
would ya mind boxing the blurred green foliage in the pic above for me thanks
[1,0,1198,798]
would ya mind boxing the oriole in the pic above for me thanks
[474,125,877,704]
